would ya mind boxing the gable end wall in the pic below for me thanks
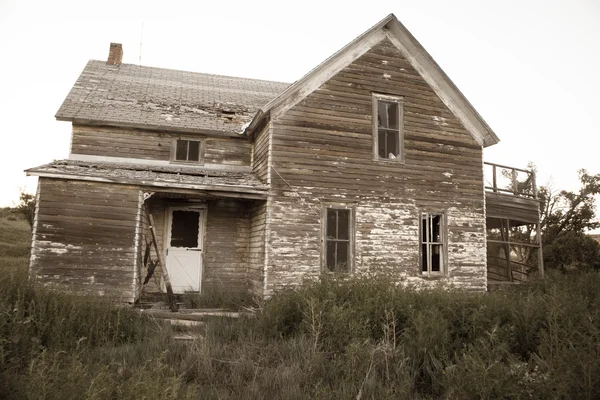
[265,39,486,294]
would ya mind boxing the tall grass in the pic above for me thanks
[2,268,599,399]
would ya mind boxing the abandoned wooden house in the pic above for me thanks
[27,14,543,303]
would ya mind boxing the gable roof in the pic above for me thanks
[245,14,500,148]
[56,60,289,136]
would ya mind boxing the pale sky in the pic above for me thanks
[1,0,599,216]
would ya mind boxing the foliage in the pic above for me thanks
[539,169,600,270]
[14,190,36,230]
[543,231,600,272]
[181,286,258,310]
[539,169,600,243]
[1,264,600,398]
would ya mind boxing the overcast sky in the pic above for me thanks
[1,0,599,216]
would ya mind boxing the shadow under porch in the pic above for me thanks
[135,190,266,304]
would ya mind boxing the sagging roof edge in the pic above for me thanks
[245,13,500,148]
[26,170,269,199]
[55,118,250,140]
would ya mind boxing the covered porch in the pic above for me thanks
[137,190,267,304]
[484,162,543,284]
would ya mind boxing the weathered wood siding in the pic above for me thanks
[203,199,250,293]
[71,125,252,166]
[30,178,140,302]
[485,193,539,224]
[266,39,487,294]
[252,122,271,183]
[247,201,267,295]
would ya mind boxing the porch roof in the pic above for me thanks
[26,160,268,199]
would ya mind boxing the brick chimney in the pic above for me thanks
[107,43,123,65]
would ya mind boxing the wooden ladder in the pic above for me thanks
[138,196,178,312]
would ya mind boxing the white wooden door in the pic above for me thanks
[165,207,204,293]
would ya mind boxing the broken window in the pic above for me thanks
[420,213,445,275]
[373,94,403,161]
[174,139,201,163]
[170,210,200,248]
[324,207,353,272]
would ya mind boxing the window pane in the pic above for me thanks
[421,215,427,243]
[188,140,200,161]
[326,209,337,239]
[431,245,442,272]
[337,209,349,240]
[377,101,389,128]
[175,140,188,161]
[430,215,441,243]
[170,210,199,248]
[386,131,398,158]
[378,131,387,158]
[336,241,349,272]
[421,244,428,271]
[326,241,337,271]
[387,102,399,129]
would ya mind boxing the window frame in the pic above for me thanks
[322,205,355,273]
[419,212,447,276]
[171,138,204,164]
[372,93,404,163]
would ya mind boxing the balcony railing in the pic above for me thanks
[484,162,537,199]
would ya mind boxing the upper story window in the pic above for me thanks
[173,139,201,163]
[373,94,404,162]
[323,206,354,273]
[420,213,446,275]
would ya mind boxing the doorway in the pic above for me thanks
[164,207,205,293]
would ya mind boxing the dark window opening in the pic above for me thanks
[375,98,402,160]
[421,213,444,274]
[325,208,351,272]
[174,139,201,163]
[170,210,200,248]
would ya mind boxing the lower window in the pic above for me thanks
[420,213,445,275]
[324,207,353,272]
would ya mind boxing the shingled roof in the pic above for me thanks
[56,60,290,136]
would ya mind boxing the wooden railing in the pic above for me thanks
[484,162,537,198]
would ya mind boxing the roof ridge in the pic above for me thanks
[87,59,291,86]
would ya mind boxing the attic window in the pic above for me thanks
[373,94,404,162]
[173,139,201,163]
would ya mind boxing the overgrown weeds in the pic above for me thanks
[1,262,600,398]
[180,286,257,311]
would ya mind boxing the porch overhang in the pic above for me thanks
[26,160,268,200]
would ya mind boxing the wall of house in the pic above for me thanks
[30,178,140,302]
[247,201,267,295]
[70,125,252,167]
[203,199,250,293]
[265,39,487,295]
[252,122,271,182]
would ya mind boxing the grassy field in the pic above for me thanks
[1,209,600,399]
[0,208,31,271]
